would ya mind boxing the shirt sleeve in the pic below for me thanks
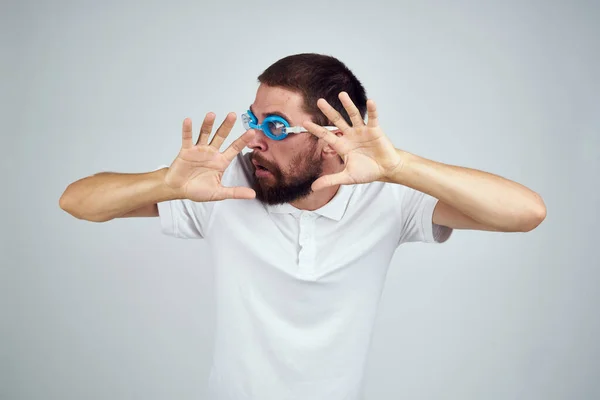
[152,164,215,239]
[157,198,215,239]
[396,186,453,245]
[154,153,247,239]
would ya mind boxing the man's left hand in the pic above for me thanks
[302,92,402,191]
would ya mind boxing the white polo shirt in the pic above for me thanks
[157,152,452,400]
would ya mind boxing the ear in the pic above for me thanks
[320,130,343,159]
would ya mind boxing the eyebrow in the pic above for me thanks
[249,105,293,125]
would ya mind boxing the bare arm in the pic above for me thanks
[391,150,546,232]
[301,92,546,233]
[59,168,179,222]
[59,112,257,223]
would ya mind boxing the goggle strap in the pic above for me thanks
[284,126,303,134]
[285,126,339,134]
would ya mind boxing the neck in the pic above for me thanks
[290,184,340,211]
[289,157,343,211]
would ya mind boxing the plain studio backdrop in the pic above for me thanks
[2,0,599,399]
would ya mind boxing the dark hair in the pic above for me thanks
[257,53,367,126]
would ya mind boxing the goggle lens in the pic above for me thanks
[267,120,286,137]
[242,110,289,140]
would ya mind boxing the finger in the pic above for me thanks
[214,186,256,201]
[221,129,256,162]
[366,99,379,128]
[182,118,193,149]
[302,120,346,155]
[316,98,351,132]
[311,171,354,192]
[196,112,216,146]
[209,112,237,149]
[339,92,364,127]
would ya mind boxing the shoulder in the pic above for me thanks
[221,151,254,187]
[350,181,408,205]
[346,181,435,219]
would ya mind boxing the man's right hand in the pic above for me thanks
[59,112,255,222]
[165,112,256,202]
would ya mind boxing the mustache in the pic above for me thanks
[251,153,277,172]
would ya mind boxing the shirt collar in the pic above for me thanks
[265,184,354,221]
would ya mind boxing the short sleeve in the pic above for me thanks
[157,198,214,239]
[154,153,247,240]
[151,164,215,239]
[396,186,453,245]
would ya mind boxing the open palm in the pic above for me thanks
[165,112,256,202]
[302,92,403,191]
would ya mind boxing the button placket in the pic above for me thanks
[298,212,317,276]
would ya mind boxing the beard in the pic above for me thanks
[250,142,323,205]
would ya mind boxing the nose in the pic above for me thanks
[247,128,268,152]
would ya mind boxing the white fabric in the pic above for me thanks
[157,153,452,400]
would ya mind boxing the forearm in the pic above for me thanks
[59,168,181,222]
[389,150,546,232]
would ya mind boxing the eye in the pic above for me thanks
[268,120,286,136]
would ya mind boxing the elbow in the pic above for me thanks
[59,190,84,220]
[59,187,108,222]
[59,187,76,215]
[59,193,70,211]
[519,194,547,232]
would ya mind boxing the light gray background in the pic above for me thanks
[2,0,599,399]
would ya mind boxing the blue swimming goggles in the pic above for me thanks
[241,109,338,141]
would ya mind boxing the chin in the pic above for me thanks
[252,177,317,205]
[253,174,277,188]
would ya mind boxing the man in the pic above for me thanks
[59,53,546,399]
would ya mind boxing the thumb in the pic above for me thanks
[311,172,353,192]
[214,186,256,201]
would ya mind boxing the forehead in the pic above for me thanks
[251,84,309,123]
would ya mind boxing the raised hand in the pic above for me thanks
[302,92,403,191]
[165,112,256,202]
